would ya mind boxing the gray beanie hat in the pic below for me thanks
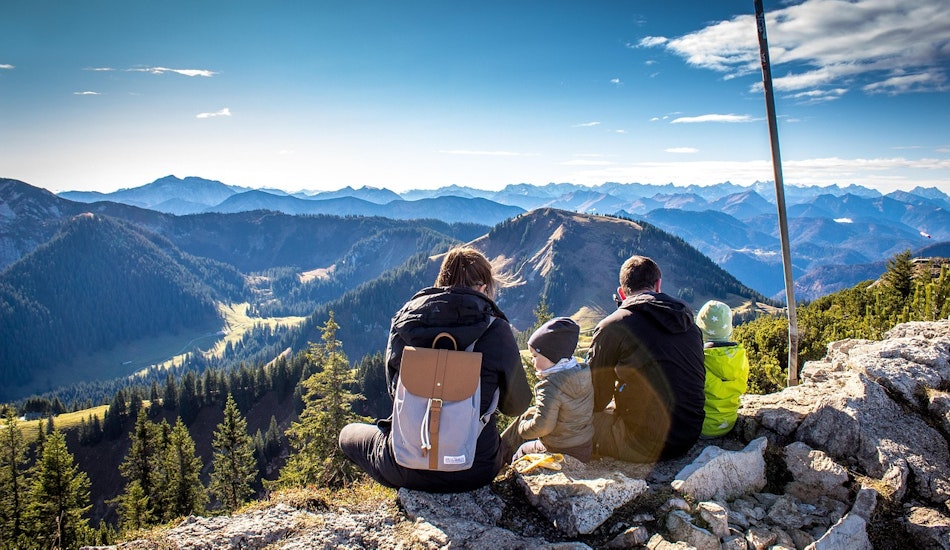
[696,300,734,343]
[528,317,580,363]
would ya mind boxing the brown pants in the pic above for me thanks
[592,409,663,463]
[500,419,592,464]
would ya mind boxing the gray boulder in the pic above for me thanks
[783,441,849,502]
[671,437,767,501]
[514,454,648,536]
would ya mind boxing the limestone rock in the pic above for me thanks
[805,512,871,550]
[698,501,730,538]
[605,525,650,548]
[646,533,693,549]
[844,332,950,409]
[666,509,721,550]
[397,487,563,549]
[515,454,647,536]
[929,390,950,435]
[766,494,806,530]
[850,486,878,521]
[783,442,849,502]
[672,437,767,501]
[744,526,777,550]
[722,533,749,550]
[795,371,950,504]
[399,486,503,525]
[903,506,950,550]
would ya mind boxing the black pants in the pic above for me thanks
[338,421,504,493]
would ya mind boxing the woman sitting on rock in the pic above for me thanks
[338,246,532,492]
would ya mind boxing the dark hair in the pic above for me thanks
[435,247,497,298]
[619,255,661,294]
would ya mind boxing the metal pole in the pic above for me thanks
[754,0,799,386]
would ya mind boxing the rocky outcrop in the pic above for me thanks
[104,320,950,549]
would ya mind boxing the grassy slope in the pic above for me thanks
[12,302,307,401]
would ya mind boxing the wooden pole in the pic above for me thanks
[754,0,799,386]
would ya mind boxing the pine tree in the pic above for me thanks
[116,409,162,529]
[177,372,200,425]
[883,249,915,301]
[34,418,46,457]
[518,296,555,347]
[161,417,206,520]
[163,372,178,411]
[26,430,91,550]
[355,352,388,419]
[102,390,128,440]
[264,415,282,460]
[0,409,30,546]
[209,395,257,513]
[275,312,367,489]
[116,481,151,534]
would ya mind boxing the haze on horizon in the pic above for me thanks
[1,0,948,195]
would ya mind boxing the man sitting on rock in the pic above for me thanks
[588,255,705,462]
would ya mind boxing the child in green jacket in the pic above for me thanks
[696,301,750,437]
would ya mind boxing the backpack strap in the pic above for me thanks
[474,317,499,426]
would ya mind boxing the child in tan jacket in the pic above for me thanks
[501,317,594,462]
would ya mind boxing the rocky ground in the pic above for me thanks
[91,319,950,549]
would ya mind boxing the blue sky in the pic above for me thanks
[2,0,949,194]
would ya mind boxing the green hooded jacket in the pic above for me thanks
[702,343,749,437]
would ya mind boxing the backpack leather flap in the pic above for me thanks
[400,346,482,401]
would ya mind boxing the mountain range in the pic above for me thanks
[55,175,949,299]
[1,177,769,402]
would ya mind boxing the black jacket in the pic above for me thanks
[588,291,705,460]
[383,286,532,490]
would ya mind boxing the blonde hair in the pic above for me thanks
[436,246,500,298]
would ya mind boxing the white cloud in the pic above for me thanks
[665,147,699,154]
[196,108,231,119]
[638,36,668,48]
[610,78,621,85]
[863,72,948,94]
[84,67,114,72]
[130,66,217,77]
[642,0,950,96]
[73,91,100,95]
[788,87,848,103]
[0,64,13,70]
[670,114,753,123]
[572,121,601,127]
[834,218,854,223]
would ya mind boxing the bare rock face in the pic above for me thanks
[514,455,649,536]
[110,320,950,550]
[783,441,850,502]
[671,437,768,501]
[396,486,572,549]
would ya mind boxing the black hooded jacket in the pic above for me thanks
[381,286,532,490]
[588,291,705,460]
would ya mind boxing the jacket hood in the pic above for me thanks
[391,286,507,349]
[620,291,695,334]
